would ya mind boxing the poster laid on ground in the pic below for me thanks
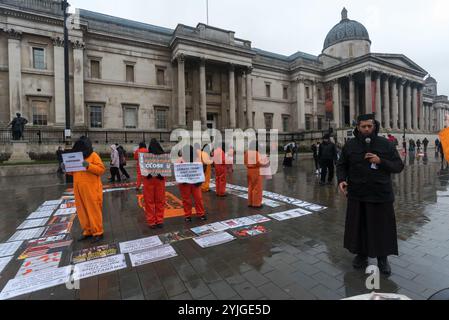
[27,210,54,220]
[128,244,177,267]
[159,230,196,244]
[303,204,327,212]
[234,217,258,226]
[174,163,205,184]
[59,200,76,209]
[268,208,312,221]
[190,225,214,236]
[247,215,271,224]
[119,236,163,254]
[8,227,47,242]
[42,200,63,206]
[62,152,86,173]
[73,254,127,281]
[0,266,72,300]
[17,218,50,230]
[230,225,270,239]
[0,241,23,258]
[193,232,236,248]
[221,219,245,229]
[18,235,73,260]
[71,244,119,264]
[139,153,172,177]
[0,256,13,274]
[36,205,59,212]
[47,214,76,226]
[16,252,62,278]
[42,222,72,237]
[54,208,77,216]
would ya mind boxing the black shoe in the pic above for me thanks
[77,234,92,242]
[199,215,208,221]
[185,217,192,222]
[377,257,392,275]
[352,255,368,269]
[91,234,104,244]
[156,224,164,229]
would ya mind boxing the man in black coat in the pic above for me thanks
[337,113,404,275]
[318,134,337,186]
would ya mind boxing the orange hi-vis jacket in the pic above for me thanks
[439,127,449,162]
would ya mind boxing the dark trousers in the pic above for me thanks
[110,167,121,182]
[313,157,319,170]
[119,165,130,178]
[320,160,334,183]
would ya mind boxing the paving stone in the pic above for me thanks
[208,280,238,300]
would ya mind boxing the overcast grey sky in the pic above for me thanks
[70,0,449,94]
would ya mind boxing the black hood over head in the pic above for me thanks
[72,136,93,159]
[149,138,164,155]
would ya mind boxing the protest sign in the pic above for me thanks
[72,244,119,264]
[139,153,172,177]
[0,241,23,258]
[193,232,236,248]
[159,230,195,244]
[174,163,205,184]
[0,256,13,274]
[62,152,86,173]
[54,208,77,216]
[128,245,177,267]
[73,254,127,281]
[16,252,62,278]
[230,225,270,239]
[119,236,162,254]
[18,235,72,260]
[42,223,72,237]
[27,210,54,220]
[17,218,49,230]
[8,227,47,242]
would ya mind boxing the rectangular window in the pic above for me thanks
[126,65,134,82]
[206,74,213,91]
[156,68,165,86]
[123,106,138,129]
[33,48,45,70]
[282,115,290,132]
[305,116,311,131]
[91,60,100,79]
[89,106,103,128]
[264,113,273,130]
[265,83,271,98]
[306,87,310,99]
[155,108,167,129]
[32,101,48,125]
[317,117,323,130]
[283,86,288,100]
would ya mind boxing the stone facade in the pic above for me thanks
[0,1,447,135]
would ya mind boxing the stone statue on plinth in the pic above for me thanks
[8,113,28,140]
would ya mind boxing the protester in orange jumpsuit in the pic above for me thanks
[200,144,213,192]
[142,139,166,229]
[439,115,449,162]
[70,136,106,243]
[213,142,228,197]
[226,145,234,175]
[244,140,269,208]
[178,144,207,222]
[134,142,148,190]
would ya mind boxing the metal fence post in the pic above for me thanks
[105,131,108,144]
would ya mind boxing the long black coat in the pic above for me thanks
[337,127,404,203]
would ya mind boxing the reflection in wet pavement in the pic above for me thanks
[0,154,449,300]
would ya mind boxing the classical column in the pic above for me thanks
[199,58,207,130]
[296,78,305,130]
[391,78,399,131]
[375,73,382,125]
[383,75,391,130]
[72,41,85,127]
[333,80,341,128]
[237,70,245,128]
[349,74,356,124]
[418,86,424,131]
[177,54,186,128]
[312,80,318,129]
[245,68,253,128]
[228,64,236,129]
[53,37,65,126]
[405,82,412,131]
[7,29,23,120]
[365,70,372,114]
[412,84,418,131]
[398,80,404,130]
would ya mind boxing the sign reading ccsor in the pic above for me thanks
[139,153,172,177]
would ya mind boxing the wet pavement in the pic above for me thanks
[0,153,449,300]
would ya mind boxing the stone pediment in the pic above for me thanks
[372,53,427,76]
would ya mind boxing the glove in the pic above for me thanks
[82,161,89,168]
[146,174,153,179]
[157,174,164,180]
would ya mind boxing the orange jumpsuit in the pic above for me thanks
[244,150,268,207]
[439,127,449,162]
[72,152,105,236]
[143,177,166,226]
[213,148,227,196]
[200,150,213,192]
[177,156,205,218]
[134,147,149,188]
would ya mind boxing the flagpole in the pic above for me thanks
[206,0,209,25]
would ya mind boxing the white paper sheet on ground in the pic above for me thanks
[54,208,77,216]
[119,236,163,254]
[17,218,50,230]
[207,222,230,232]
[0,241,23,258]
[42,200,63,206]
[193,232,236,248]
[268,208,312,221]
[8,227,47,242]
[234,217,258,226]
[221,219,246,229]
[0,256,13,274]
[128,245,177,267]
[36,205,59,212]
[0,266,71,300]
[304,204,327,211]
[16,252,62,278]
[73,254,127,281]
[247,215,271,224]
[190,225,214,236]
[27,210,54,220]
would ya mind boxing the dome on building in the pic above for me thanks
[425,75,437,84]
[323,8,371,50]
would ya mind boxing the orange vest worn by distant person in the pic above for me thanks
[244,150,269,208]
[439,127,449,163]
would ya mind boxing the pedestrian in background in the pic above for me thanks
[109,144,121,183]
[318,134,337,186]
